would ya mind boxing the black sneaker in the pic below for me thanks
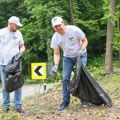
[16,107,24,113]
[58,102,69,111]
[4,107,9,112]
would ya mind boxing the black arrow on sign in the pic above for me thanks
[34,66,42,76]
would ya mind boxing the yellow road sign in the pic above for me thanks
[31,63,46,79]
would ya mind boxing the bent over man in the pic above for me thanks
[50,16,88,111]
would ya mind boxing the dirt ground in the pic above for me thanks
[21,78,120,120]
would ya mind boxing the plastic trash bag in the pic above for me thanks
[68,55,112,107]
[4,52,24,92]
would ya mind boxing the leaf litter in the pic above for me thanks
[21,79,120,120]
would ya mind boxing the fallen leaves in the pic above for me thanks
[0,77,120,120]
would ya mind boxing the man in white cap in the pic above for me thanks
[0,16,25,112]
[50,16,89,111]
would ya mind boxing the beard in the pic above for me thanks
[11,29,17,32]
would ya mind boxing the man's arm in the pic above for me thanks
[54,48,60,64]
[50,48,60,74]
[81,36,88,50]
[19,44,25,53]
[78,36,88,56]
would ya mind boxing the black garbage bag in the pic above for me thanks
[68,55,112,107]
[4,52,24,93]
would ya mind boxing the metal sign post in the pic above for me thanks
[31,62,53,94]
[31,63,47,94]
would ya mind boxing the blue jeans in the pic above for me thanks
[62,52,87,103]
[0,65,22,108]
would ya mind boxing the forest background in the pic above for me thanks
[0,0,120,82]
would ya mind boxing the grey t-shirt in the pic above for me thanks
[51,25,85,57]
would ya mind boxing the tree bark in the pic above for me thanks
[117,0,120,61]
[105,0,117,74]
[68,0,75,25]
[118,18,120,60]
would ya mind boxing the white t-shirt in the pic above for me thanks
[51,25,85,57]
[0,28,24,65]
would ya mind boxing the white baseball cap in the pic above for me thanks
[8,16,23,27]
[51,16,63,27]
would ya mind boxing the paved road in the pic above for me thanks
[0,84,54,102]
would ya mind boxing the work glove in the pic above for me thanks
[50,64,59,75]
[78,49,84,57]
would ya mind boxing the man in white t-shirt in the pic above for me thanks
[50,16,88,111]
[0,16,25,112]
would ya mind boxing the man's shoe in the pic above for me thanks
[81,100,89,107]
[81,103,89,107]
[58,102,69,111]
[16,107,24,113]
[4,107,9,112]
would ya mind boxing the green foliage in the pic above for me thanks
[75,0,106,57]
[101,0,120,25]
[112,75,120,82]
[24,71,62,84]
[0,110,22,120]
[0,0,27,28]
[87,56,105,79]
[24,75,41,84]
[113,28,120,53]
[22,0,69,75]
[0,0,120,78]
[21,0,77,77]
[77,0,104,20]
[87,55,120,81]
[101,0,120,61]
[47,72,62,82]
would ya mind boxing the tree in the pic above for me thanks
[117,2,120,60]
[119,18,120,60]
[0,0,26,28]
[68,0,75,25]
[105,0,117,74]
[76,0,105,58]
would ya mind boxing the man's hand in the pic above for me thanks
[78,49,84,56]
[50,64,59,75]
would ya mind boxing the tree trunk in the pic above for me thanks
[118,18,120,34]
[117,0,120,61]
[105,0,117,74]
[68,0,75,25]
[118,18,120,60]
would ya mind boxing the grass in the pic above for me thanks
[0,59,120,120]
[0,72,120,120]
